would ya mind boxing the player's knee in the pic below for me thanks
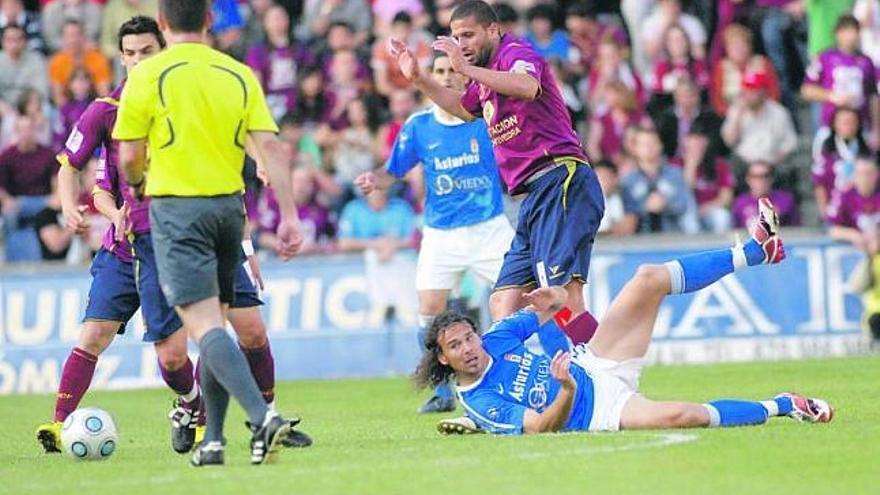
[79,323,118,355]
[235,320,268,348]
[634,265,668,292]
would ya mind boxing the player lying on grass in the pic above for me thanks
[415,198,833,435]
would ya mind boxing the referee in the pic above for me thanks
[113,0,303,467]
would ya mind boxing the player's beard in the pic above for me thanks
[475,44,493,67]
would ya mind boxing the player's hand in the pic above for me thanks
[63,204,90,234]
[354,171,377,195]
[550,350,576,391]
[275,216,304,260]
[1,195,19,216]
[432,36,468,74]
[523,286,567,313]
[113,202,131,242]
[390,38,423,84]
[246,254,265,291]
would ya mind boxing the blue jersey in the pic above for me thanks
[386,107,504,230]
[456,311,594,435]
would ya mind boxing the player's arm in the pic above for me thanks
[433,36,540,101]
[391,38,476,121]
[57,165,89,233]
[119,139,148,199]
[522,350,577,434]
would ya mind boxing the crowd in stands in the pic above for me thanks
[2,0,880,266]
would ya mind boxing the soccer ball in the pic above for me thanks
[60,408,118,461]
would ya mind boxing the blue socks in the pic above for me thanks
[666,239,765,295]
[703,395,793,427]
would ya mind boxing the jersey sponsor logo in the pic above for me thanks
[65,126,84,153]
[434,174,493,196]
[509,351,534,402]
[509,59,537,75]
[433,150,481,171]
[487,114,522,146]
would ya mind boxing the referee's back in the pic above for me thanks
[113,43,277,197]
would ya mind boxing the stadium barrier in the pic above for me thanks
[0,233,870,395]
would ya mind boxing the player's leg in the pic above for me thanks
[619,393,833,430]
[37,250,138,453]
[228,262,313,449]
[415,225,463,413]
[133,233,201,454]
[151,197,289,466]
[590,197,786,362]
[522,160,604,344]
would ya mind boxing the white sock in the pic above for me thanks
[181,384,199,403]
[702,404,721,427]
[760,400,779,417]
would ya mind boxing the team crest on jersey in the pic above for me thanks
[504,353,521,363]
[470,138,479,154]
[482,100,496,125]
[65,126,84,153]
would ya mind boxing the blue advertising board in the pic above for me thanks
[0,239,868,395]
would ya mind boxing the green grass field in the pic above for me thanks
[1,357,878,495]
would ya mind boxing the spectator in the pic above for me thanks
[376,88,416,164]
[278,112,341,199]
[641,0,707,72]
[648,23,709,112]
[855,0,880,72]
[732,161,800,228]
[0,115,58,261]
[297,0,371,46]
[524,3,569,63]
[32,185,77,261]
[587,80,652,169]
[588,37,644,116]
[802,15,879,145]
[620,0,657,75]
[806,0,858,58]
[655,77,722,161]
[0,0,43,53]
[493,2,520,36]
[812,106,871,217]
[337,186,416,263]
[54,67,93,148]
[212,0,245,57]
[678,123,734,233]
[245,5,315,121]
[327,49,367,124]
[620,126,699,233]
[294,66,333,128]
[239,0,274,49]
[756,0,808,118]
[0,23,48,107]
[99,0,158,58]
[548,58,585,126]
[828,155,880,250]
[595,159,637,235]
[47,20,111,105]
[0,87,52,149]
[706,0,752,67]
[710,23,781,116]
[41,0,102,52]
[258,166,335,255]
[721,70,797,166]
[372,11,431,97]
[565,3,628,76]
[320,97,379,204]
[372,0,426,38]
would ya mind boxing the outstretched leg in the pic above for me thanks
[590,198,785,362]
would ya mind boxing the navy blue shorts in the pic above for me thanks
[132,234,185,342]
[83,249,139,334]
[232,258,262,309]
[495,159,605,290]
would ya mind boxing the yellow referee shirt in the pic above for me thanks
[113,42,278,197]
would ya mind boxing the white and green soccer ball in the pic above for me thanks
[61,408,118,461]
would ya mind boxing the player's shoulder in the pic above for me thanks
[403,106,436,127]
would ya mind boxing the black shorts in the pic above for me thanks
[149,195,245,307]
